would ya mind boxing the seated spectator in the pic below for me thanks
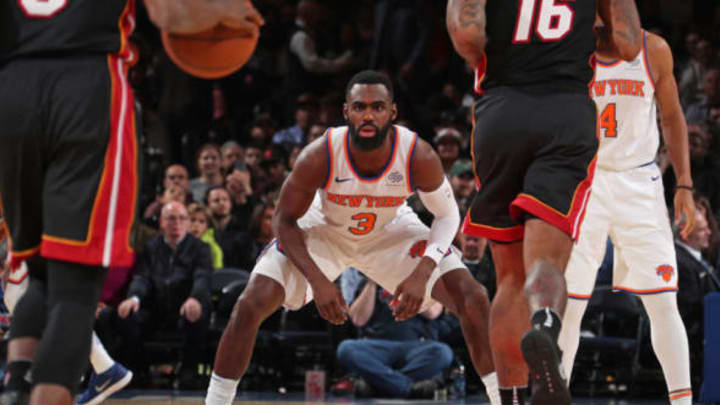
[433,128,462,175]
[188,203,224,270]
[225,162,256,222]
[335,268,452,399]
[675,199,720,389]
[679,39,713,107]
[206,187,256,270]
[449,159,475,215]
[259,149,288,194]
[143,164,192,226]
[686,68,720,124]
[307,122,329,144]
[272,93,318,153]
[99,202,212,389]
[220,141,243,175]
[248,201,276,254]
[190,143,224,203]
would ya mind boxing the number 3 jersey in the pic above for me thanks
[592,31,658,171]
[300,125,419,241]
[0,0,135,62]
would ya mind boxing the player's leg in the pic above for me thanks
[76,332,133,405]
[29,259,107,405]
[557,172,612,381]
[206,274,285,404]
[431,268,500,405]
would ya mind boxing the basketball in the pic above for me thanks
[161,25,259,79]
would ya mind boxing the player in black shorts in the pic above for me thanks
[446,1,641,404]
[0,1,262,405]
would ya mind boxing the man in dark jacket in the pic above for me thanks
[102,201,212,388]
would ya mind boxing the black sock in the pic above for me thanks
[499,386,526,405]
[530,307,562,342]
[4,360,32,393]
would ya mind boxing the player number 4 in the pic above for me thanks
[512,0,574,43]
[18,0,68,18]
[599,103,618,138]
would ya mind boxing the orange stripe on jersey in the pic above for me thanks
[596,58,621,68]
[669,391,692,401]
[116,0,136,61]
[406,131,418,193]
[462,215,524,242]
[323,128,334,191]
[641,30,656,89]
[344,127,399,183]
[568,293,592,300]
[473,54,487,95]
[613,286,678,295]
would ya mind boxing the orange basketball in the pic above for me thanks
[161,25,258,79]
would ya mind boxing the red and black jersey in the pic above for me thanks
[0,0,135,61]
[477,0,597,94]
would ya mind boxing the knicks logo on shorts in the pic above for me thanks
[656,264,675,283]
[409,240,451,259]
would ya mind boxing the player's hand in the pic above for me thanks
[180,297,203,323]
[310,278,349,325]
[674,188,696,239]
[118,298,140,319]
[221,0,265,38]
[391,258,433,321]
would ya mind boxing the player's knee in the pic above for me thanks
[457,283,490,320]
[229,293,275,328]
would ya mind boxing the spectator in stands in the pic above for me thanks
[260,149,288,194]
[679,39,714,107]
[686,68,720,124]
[206,187,256,270]
[107,202,212,389]
[190,144,224,203]
[143,164,192,226]
[221,141,244,175]
[272,93,318,153]
[307,122,329,144]
[248,201,276,255]
[188,203,224,270]
[695,195,720,269]
[244,143,263,169]
[286,0,353,98]
[460,233,496,301]
[688,122,720,214]
[434,128,462,175]
[449,159,475,215]
[675,198,720,391]
[335,268,452,399]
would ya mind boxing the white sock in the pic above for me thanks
[481,372,500,405]
[89,332,115,374]
[206,372,240,405]
[557,298,589,384]
[639,294,692,399]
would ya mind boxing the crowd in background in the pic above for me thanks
[1,0,720,395]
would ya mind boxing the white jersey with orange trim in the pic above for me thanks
[300,125,418,240]
[591,31,658,171]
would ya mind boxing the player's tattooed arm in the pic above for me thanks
[446,0,486,67]
[597,0,641,61]
[144,0,264,35]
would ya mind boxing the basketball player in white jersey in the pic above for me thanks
[205,70,500,405]
[1,241,132,405]
[558,28,696,404]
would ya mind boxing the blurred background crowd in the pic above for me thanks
[1,0,720,398]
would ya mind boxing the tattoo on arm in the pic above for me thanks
[459,0,485,29]
[611,0,639,44]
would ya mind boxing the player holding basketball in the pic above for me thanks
[0,1,262,405]
[557,27,696,405]
[446,1,641,404]
[205,70,501,405]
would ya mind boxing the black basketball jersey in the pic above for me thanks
[476,0,597,94]
[0,0,135,61]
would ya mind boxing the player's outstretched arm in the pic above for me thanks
[144,0,264,35]
[597,0,641,61]
[392,140,460,321]
[273,136,350,325]
[648,32,696,237]
[446,0,486,68]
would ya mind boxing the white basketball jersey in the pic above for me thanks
[303,125,418,240]
[592,31,658,171]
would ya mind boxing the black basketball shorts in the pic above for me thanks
[0,54,139,268]
[463,86,599,242]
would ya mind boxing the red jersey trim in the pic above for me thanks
[462,214,524,242]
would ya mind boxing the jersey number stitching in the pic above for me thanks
[599,103,618,138]
[348,213,377,235]
[18,0,68,18]
[512,0,575,43]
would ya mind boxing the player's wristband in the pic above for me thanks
[423,243,447,265]
[675,185,694,192]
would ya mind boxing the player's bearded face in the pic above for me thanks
[349,121,392,151]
